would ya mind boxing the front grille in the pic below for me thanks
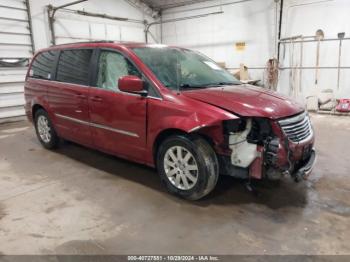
[278,112,313,143]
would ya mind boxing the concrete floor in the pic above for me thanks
[0,114,349,255]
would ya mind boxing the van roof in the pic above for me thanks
[37,41,168,53]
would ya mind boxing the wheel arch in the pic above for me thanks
[153,128,187,163]
[32,104,46,120]
[152,128,217,165]
[31,103,57,131]
[153,127,220,200]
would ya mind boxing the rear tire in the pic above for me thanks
[34,109,59,149]
[156,135,219,200]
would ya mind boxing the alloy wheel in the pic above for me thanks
[163,146,199,190]
[37,115,51,143]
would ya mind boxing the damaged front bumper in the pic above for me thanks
[291,148,316,182]
[219,112,316,182]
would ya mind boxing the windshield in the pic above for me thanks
[132,47,241,90]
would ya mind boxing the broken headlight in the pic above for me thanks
[246,118,272,145]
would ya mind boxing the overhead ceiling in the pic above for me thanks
[140,0,213,10]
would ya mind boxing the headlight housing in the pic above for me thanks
[223,118,246,134]
[246,118,272,145]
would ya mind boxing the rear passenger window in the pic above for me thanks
[30,51,58,80]
[56,49,92,85]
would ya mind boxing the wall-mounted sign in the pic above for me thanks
[235,42,246,51]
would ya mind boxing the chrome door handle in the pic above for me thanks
[76,94,86,99]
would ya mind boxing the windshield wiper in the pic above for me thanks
[203,82,241,87]
[179,84,204,89]
[179,82,241,90]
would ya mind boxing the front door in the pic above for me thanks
[48,49,93,145]
[88,50,147,161]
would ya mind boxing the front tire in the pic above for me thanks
[157,135,219,200]
[34,109,59,149]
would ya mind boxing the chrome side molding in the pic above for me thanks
[55,113,139,138]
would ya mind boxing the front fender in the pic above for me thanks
[159,111,226,133]
[146,98,238,165]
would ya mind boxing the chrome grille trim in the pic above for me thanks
[278,112,313,143]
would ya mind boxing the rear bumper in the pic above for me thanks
[293,149,316,181]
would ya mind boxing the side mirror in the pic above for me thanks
[119,75,147,96]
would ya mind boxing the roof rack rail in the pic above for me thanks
[51,40,114,46]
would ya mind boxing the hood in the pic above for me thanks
[182,84,305,119]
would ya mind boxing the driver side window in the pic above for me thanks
[96,51,141,91]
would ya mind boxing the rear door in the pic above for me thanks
[88,49,147,161]
[48,49,93,145]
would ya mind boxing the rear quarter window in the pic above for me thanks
[30,50,58,80]
[56,49,93,86]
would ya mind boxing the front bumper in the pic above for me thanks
[292,149,316,181]
[219,112,317,181]
[221,133,316,181]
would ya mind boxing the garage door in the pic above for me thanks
[0,0,34,123]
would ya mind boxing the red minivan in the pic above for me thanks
[24,41,316,200]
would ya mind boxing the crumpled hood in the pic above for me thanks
[182,84,305,119]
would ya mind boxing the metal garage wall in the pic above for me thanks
[160,0,277,82]
[52,14,146,45]
[30,0,158,49]
[278,0,350,100]
[0,0,34,123]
